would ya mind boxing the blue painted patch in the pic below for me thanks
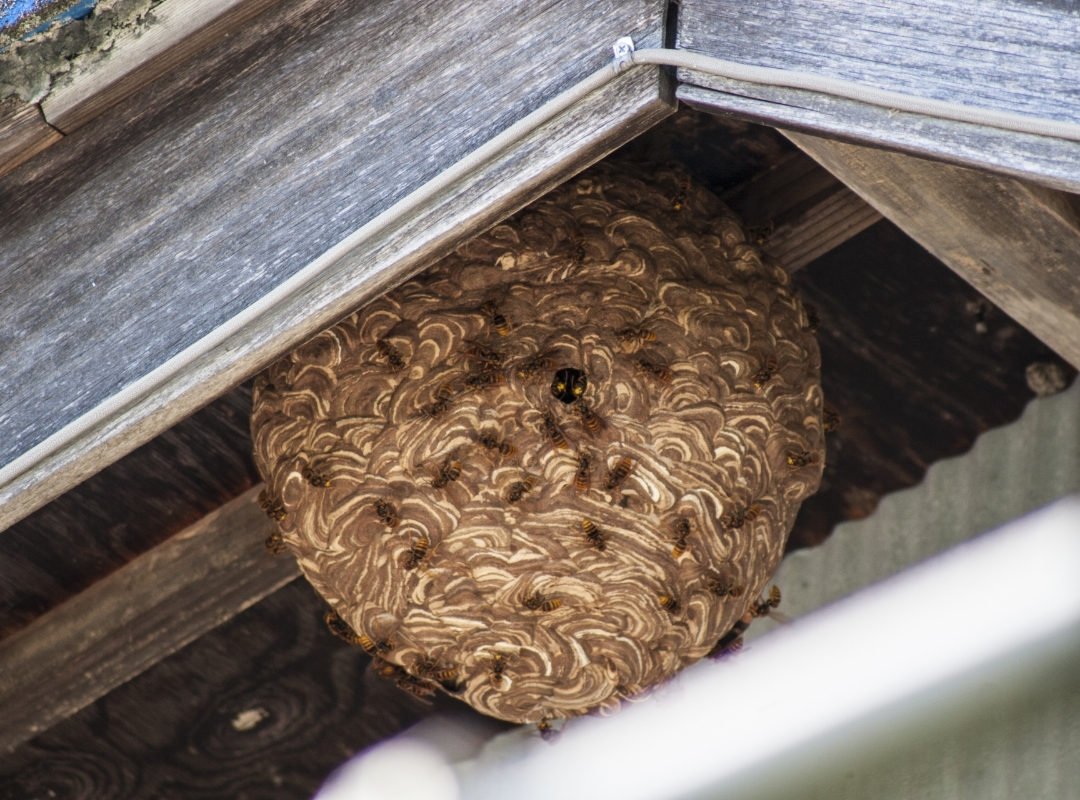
[0,0,97,35]
[0,0,50,32]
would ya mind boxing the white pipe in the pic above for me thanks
[5,39,1080,494]
[456,497,1080,800]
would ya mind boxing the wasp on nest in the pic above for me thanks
[251,161,825,727]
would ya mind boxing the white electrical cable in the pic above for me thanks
[627,47,1080,143]
[4,38,1079,493]
[0,61,618,492]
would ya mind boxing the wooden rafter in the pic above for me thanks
[0,0,672,533]
[0,100,60,177]
[0,486,298,754]
[722,152,882,274]
[675,0,1080,194]
[786,132,1080,371]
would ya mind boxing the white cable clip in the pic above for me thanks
[612,36,635,73]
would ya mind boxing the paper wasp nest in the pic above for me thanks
[251,162,825,724]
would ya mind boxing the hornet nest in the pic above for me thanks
[251,161,825,724]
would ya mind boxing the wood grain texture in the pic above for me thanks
[674,0,1080,192]
[768,186,881,273]
[722,152,838,229]
[722,152,882,273]
[679,0,1080,122]
[0,384,260,638]
[0,484,299,754]
[0,0,671,534]
[0,579,506,798]
[0,110,1068,755]
[0,98,61,178]
[41,0,283,133]
[786,132,1080,371]
[675,80,1080,196]
[787,220,1075,550]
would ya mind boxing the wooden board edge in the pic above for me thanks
[0,67,675,534]
[784,130,1080,370]
[769,188,882,273]
[0,485,301,754]
[674,79,1080,197]
[40,0,283,133]
[0,100,63,179]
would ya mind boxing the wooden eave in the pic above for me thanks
[3,0,1080,534]
[0,0,673,532]
[2,0,1080,765]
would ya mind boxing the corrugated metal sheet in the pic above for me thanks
[731,378,1080,800]
[751,377,1080,637]
[785,662,1080,800]
[709,636,1080,800]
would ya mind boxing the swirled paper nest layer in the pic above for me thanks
[251,162,825,723]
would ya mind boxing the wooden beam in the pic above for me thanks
[41,0,282,133]
[765,184,881,274]
[784,131,1080,371]
[675,0,1080,194]
[722,152,882,273]
[1,174,1066,754]
[0,99,61,179]
[0,0,672,533]
[0,577,467,791]
[0,385,260,640]
[0,486,297,753]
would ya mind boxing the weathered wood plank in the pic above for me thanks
[41,0,282,133]
[722,152,882,273]
[0,0,671,533]
[786,219,1074,550]
[722,152,835,229]
[675,0,1080,193]
[0,384,259,639]
[680,0,1080,123]
[784,132,1080,371]
[0,99,61,178]
[768,185,881,273]
[0,485,299,754]
[675,79,1080,198]
[0,578,495,797]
